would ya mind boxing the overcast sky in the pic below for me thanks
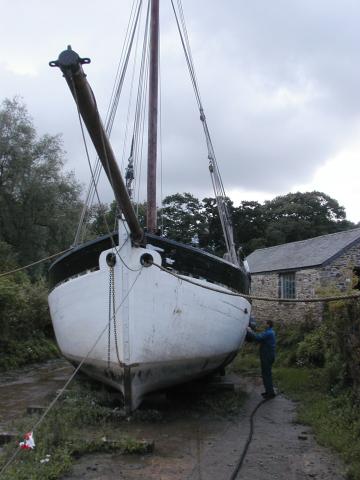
[2,0,360,223]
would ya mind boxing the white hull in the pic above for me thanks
[49,226,251,410]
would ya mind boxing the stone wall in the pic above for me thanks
[250,268,323,325]
[249,241,360,325]
[319,243,360,292]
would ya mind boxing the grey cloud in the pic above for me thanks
[1,0,360,214]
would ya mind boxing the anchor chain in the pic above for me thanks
[107,267,113,369]
[107,264,122,369]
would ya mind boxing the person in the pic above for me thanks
[247,319,276,399]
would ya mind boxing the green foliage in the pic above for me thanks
[296,326,326,367]
[0,97,83,272]
[236,191,354,254]
[81,189,354,259]
[231,342,261,376]
[238,308,360,480]
[323,300,360,393]
[161,192,204,245]
[275,368,360,479]
[0,97,86,371]
[234,296,360,478]
[0,381,151,480]
[273,301,360,393]
[83,200,118,240]
[0,266,56,370]
[159,190,354,256]
[0,372,246,478]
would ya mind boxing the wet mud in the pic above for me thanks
[62,377,346,480]
[0,359,74,430]
[0,361,346,479]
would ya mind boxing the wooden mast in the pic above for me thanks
[147,0,159,233]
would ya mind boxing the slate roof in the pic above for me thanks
[246,228,360,274]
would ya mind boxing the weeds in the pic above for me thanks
[235,299,360,480]
[275,367,360,479]
[0,380,152,480]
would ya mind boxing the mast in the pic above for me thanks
[50,47,143,243]
[147,0,160,233]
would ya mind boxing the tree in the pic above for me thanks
[231,191,355,255]
[262,191,354,246]
[84,201,118,239]
[232,201,267,255]
[82,200,148,240]
[200,197,228,255]
[161,193,204,244]
[0,98,83,268]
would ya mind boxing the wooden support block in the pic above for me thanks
[206,381,236,391]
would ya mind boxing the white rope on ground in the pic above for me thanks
[0,248,73,279]
[152,262,360,303]
[0,267,143,477]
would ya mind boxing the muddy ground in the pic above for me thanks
[0,360,346,479]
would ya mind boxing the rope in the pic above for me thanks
[152,262,360,303]
[0,248,72,279]
[0,268,143,477]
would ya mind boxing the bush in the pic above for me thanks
[296,326,326,367]
[0,267,56,370]
[323,300,360,393]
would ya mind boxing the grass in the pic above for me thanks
[275,367,360,480]
[0,337,59,371]
[0,371,247,479]
[0,380,153,480]
[233,343,360,480]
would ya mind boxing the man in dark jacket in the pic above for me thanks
[247,319,276,399]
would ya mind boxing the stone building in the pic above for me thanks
[246,227,360,324]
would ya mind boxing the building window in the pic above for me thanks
[353,267,360,290]
[279,272,296,299]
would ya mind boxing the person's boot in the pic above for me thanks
[264,392,276,399]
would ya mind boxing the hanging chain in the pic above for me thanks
[110,265,123,367]
[107,267,113,369]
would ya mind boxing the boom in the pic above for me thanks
[50,46,143,243]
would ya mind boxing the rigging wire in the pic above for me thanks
[0,248,72,279]
[75,0,140,245]
[170,0,239,265]
[74,0,144,245]
[91,0,143,197]
[120,8,143,175]
[132,2,150,208]
[71,77,142,272]
[159,22,164,234]
[135,56,150,215]
[134,12,151,212]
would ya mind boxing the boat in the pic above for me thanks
[48,0,251,412]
